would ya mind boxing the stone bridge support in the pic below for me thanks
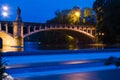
[13,21,24,46]
[0,21,23,46]
[0,31,23,46]
[0,7,24,47]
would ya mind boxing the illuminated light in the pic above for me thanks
[2,5,9,11]
[67,35,74,40]
[102,33,104,36]
[1,5,10,18]
[68,44,74,50]
[75,11,80,17]
[2,11,8,17]
[83,18,86,23]
[99,32,101,35]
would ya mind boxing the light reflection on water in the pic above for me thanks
[60,69,120,80]
[0,45,24,52]
[0,41,120,52]
[24,42,105,51]
[16,68,120,80]
[62,73,95,80]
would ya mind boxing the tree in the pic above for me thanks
[82,8,95,24]
[47,6,96,25]
[68,6,82,25]
[47,6,82,25]
[93,0,105,43]
[93,0,120,44]
[83,8,92,18]
[47,9,71,24]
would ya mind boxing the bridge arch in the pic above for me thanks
[24,27,95,38]
[24,28,96,44]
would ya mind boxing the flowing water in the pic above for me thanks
[1,42,120,80]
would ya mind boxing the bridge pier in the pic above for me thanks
[13,22,24,46]
[10,6,24,47]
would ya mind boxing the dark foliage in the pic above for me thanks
[93,0,120,44]
[0,52,6,79]
[47,9,71,24]
[104,56,120,67]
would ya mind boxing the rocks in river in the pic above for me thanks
[2,72,14,80]
[115,58,120,67]
[104,56,120,67]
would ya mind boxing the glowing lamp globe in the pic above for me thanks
[2,5,9,11]
[75,12,80,17]
[2,11,8,17]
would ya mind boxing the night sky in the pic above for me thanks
[0,0,95,23]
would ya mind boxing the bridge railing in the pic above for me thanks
[0,21,14,37]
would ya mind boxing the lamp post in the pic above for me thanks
[2,6,8,11]
[1,5,9,33]
[75,11,80,17]
[2,11,8,18]
[1,5,9,21]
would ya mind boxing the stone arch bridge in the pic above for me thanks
[0,21,96,46]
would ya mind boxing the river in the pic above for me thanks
[1,42,120,80]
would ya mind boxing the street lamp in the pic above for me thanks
[2,11,8,17]
[74,11,81,24]
[75,11,80,17]
[2,5,8,11]
[1,5,9,20]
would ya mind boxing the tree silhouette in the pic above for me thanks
[93,0,120,44]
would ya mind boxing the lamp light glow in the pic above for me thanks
[2,5,9,11]
[75,12,80,17]
[2,11,8,17]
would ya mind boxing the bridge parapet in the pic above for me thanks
[0,21,14,37]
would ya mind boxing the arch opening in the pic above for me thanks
[24,29,95,44]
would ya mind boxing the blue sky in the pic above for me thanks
[0,0,95,23]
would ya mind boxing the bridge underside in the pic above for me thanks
[24,29,95,44]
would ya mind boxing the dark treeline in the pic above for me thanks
[47,6,95,25]
[93,0,120,44]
